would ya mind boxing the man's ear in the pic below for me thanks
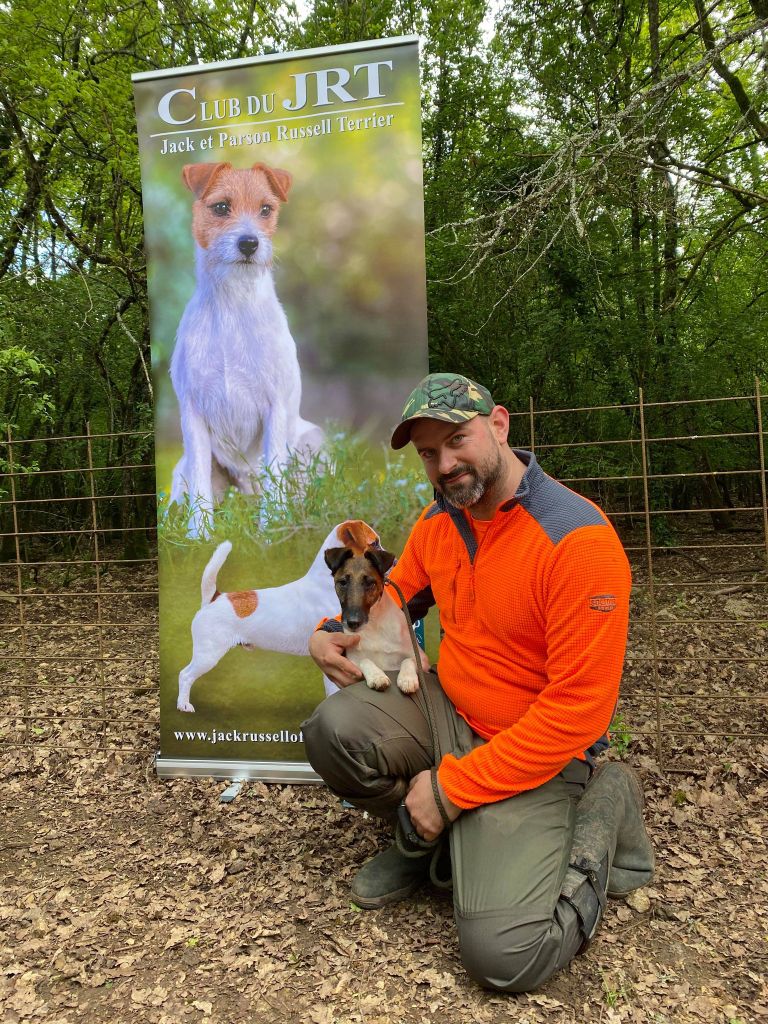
[365,548,396,577]
[324,547,353,574]
[488,405,510,444]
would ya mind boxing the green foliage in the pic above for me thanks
[426,0,768,411]
[601,971,632,1009]
[158,432,432,557]
[610,712,633,759]
[0,342,53,433]
[0,0,766,543]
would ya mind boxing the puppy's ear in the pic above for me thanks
[365,548,396,577]
[183,162,230,198]
[324,547,352,574]
[338,519,379,553]
[252,163,292,202]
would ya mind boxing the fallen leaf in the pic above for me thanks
[626,889,651,913]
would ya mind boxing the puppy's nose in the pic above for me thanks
[345,615,362,631]
[238,237,259,257]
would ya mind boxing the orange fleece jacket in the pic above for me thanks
[387,450,631,809]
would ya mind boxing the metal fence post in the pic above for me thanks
[529,397,536,452]
[86,422,108,727]
[756,377,768,571]
[6,426,31,743]
[638,389,663,768]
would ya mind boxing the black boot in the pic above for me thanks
[350,843,432,909]
[561,763,655,948]
[560,854,609,951]
[572,762,654,897]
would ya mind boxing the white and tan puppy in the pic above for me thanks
[169,160,323,537]
[177,521,380,712]
[324,535,429,695]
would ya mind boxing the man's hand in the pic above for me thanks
[308,629,363,687]
[404,769,462,842]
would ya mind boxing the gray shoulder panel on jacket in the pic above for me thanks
[424,502,445,520]
[519,472,607,546]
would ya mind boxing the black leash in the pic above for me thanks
[383,576,436,738]
[384,576,452,852]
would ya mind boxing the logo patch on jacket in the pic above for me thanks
[589,594,617,613]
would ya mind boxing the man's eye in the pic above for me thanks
[260,203,273,217]
[210,201,230,217]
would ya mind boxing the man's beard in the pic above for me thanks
[437,449,505,509]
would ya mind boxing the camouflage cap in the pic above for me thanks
[390,372,495,450]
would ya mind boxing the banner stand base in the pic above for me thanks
[155,754,322,784]
[219,780,246,803]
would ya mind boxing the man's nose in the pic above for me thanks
[437,449,459,476]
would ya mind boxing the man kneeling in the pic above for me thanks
[303,373,654,992]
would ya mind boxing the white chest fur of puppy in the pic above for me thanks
[169,160,323,537]
[324,541,429,695]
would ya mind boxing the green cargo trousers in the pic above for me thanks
[302,670,592,993]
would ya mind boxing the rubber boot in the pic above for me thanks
[560,854,609,951]
[572,762,654,897]
[560,763,654,949]
[350,843,432,909]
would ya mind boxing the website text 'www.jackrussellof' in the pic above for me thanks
[173,729,304,744]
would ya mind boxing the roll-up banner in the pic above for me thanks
[132,38,428,780]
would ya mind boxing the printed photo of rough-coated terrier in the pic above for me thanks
[169,161,324,537]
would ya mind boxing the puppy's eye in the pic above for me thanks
[336,576,349,588]
[260,203,273,217]
[210,201,230,217]
[364,578,377,590]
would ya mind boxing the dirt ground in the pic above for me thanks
[1,741,767,1024]
[1,526,768,1024]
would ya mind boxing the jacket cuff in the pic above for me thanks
[315,617,344,634]
[436,755,484,810]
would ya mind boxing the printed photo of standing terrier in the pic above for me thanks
[169,160,324,537]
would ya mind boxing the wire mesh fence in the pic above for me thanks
[1,383,766,773]
[0,423,157,755]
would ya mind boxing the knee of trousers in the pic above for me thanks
[301,690,414,812]
[456,912,566,994]
[302,692,360,785]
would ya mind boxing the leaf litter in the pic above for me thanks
[2,739,765,1023]
[0,546,767,1023]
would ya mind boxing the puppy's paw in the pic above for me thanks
[397,675,419,695]
[397,660,420,694]
[365,672,391,692]
[177,700,196,713]
[359,659,390,691]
